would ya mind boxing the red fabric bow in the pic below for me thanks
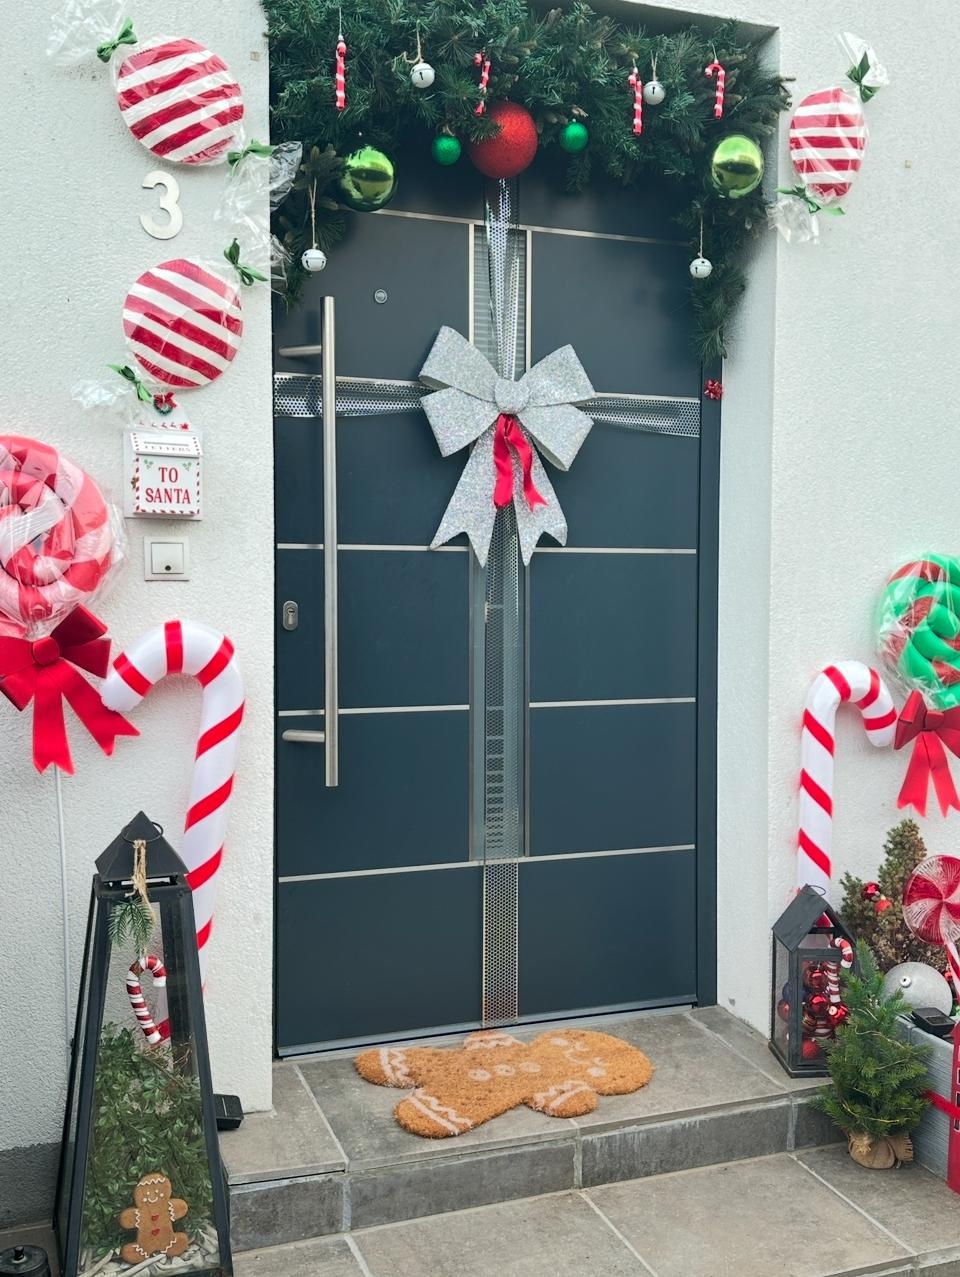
[894,691,960,816]
[493,413,547,512]
[704,379,723,401]
[0,606,139,773]
[153,392,176,415]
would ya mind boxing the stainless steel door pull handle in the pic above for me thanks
[281,730,326,743]
[322,296,339,787]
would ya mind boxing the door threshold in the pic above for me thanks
[278,999,695,1062]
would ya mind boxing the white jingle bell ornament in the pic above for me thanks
[410,60,436,89]
[689,255,713,279]
[642,80,665,105]
[302,248,327,272]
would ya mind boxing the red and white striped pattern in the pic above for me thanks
[704,60,725,118]
[115,36,244,166]
[798,661,897,897]
[103,621,244,1030]
[789,86,867,203]
[123,257,243,389]
[474,52,491,115]
[824,936,854,1016]
[0,436,114,632]
[627,67,643,135]
[903,856,960,1003]
[126,954,168,1046]
[335,37,347,110]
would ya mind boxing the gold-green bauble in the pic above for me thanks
[337,145,398,212]
[710,134,763,199]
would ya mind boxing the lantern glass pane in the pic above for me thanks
[772,937,790,1060]
[73,898,221,1276]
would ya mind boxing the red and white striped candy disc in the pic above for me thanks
[115,36,244,166]
[902,855,960,945]
[123,258,243,389]
[789,86,866,202]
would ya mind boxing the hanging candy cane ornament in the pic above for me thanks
[705,60,726,118]
[126,955,168,1046]
[824,935,854,1022]
[903,855,960,1003]
[335,14,347,112]
[628,66,643,135]
[474,52,491,115]
[798,662,897,897]
[103,621,244,1017]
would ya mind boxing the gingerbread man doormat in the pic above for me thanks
[355,1029,654,1137]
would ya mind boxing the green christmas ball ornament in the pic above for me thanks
[710,134,764,199]
[337,145,398,211]
[431,135,462,166]
[559,121,589,154]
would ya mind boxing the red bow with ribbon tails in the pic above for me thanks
[894,690,960,816]
[493,414,547,511]
[0,607,138,773]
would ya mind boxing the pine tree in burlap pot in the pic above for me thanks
[840,820,948,974]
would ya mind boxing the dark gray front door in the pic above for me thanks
[274,156,718,1054]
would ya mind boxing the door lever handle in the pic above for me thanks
[278,344,324,358]
[281,729,326,743]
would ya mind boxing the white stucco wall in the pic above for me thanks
[0,0,273,1167]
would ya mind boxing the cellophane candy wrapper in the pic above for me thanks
[876,555,960,711]
[0,436,125,639]
[215,141,302,288]
[122,246,264,389]
[48,0,244,165]
[73,366,192,429]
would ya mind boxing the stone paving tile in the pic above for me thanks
[588,1154,911,1277]
[354,1191,646,1277]
[235,1235,364,1276]
[221,1062,347,1183]
[569,1011,786,1133]
[687,1005,822,1091]
[797,1144,960,1260]
[300,1055,576,1170]
[231,1172,344,1251]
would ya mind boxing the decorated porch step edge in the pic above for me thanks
[229,1093,841,1250]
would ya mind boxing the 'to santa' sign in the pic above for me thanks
[124,430,203,520]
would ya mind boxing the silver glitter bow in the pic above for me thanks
[419,326,595,566]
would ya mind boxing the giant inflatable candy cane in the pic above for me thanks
[798,662,897,897]
[103,621,243,1025]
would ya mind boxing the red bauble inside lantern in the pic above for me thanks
[801,1037,822,1061]
[808,993,829,1018]
[805,967,828,993]
[467,101,539,178]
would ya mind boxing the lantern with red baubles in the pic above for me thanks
[769,885,856,1078]
[466,100,539,178]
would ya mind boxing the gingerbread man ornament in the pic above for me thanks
[356,1029,654,1137]
[119,1172,189,1265]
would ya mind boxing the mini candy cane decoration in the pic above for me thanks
[335,11,347,112]
[824,936,854,1019]
[474,51,491,115]
[126,955,168,1046]
[628,65,643,135]
[798,661,897,897]
[103,621,244,1033]
[705,59,726,118]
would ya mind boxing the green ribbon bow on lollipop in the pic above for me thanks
[96,17,137,62]
[223,239,267,287]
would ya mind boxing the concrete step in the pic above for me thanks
[220,1007,845,1252]
[230,1150,960,1277]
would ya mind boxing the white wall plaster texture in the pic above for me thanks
[0,2,273,1153]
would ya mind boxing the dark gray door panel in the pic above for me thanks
[530,553,697,702]
[276,551,324,712]
[277,867,482,1050]
[275,416,324,545]
[517,851,697,1015]
[529,704,697,855]
[277,711,470,876]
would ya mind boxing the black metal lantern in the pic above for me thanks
[54,813,232,1276]
[769,885,856,1078]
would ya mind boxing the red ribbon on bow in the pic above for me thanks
[0,606,139,773]
[153,391,176,415]
[493,414,547,512]
[894,690,960,816]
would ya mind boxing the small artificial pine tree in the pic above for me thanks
[839,819,948,974]
[811,942,929,1156]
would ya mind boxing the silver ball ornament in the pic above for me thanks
[642,80,665,106]
[301,248,327,273]
[689,255,713,280]
[881,962,954,1015]
[410,61,435,89]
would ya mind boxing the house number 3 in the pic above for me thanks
[139,170,183,240]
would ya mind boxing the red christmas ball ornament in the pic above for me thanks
[875,897,893,913]
[467,101,539,179]
[828,1003,849,1027]
[801,1037,822,1061]
[808,993,829,1018]
[801,1009,818,1032]
[776,999,790,1022]
[863,881,881,899]
[806,967,828,993]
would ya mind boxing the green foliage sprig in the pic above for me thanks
[263,0,791,359]
[811,943,930,1141]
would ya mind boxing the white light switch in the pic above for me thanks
[145,537,190,580]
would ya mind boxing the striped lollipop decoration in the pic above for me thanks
[902,855,960,1003]
[115,35,244,165]
[789,86,867,204]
